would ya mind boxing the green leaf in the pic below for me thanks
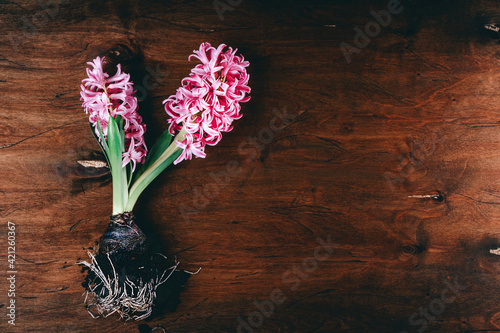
[125,148,181,212]
[132,129,174,184]
[116,115,125,151]
[127,162,133,188]
[125,126,187,212]
[89,121,100,145]
[93,120,111,168]
[96,119,108,152]
[107,116,122,166]
[107,115,127,214]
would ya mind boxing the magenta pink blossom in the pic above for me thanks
[163,42,251,165]
[80,57,147,171]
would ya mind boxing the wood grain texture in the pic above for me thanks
[2,0,500,332]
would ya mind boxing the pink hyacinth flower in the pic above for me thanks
[163,42,251,165]
[80,56,147,171]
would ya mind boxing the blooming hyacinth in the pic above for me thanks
[80,57,147,171]
[163,43,251,164]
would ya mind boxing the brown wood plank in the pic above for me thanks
[1,0,500,332]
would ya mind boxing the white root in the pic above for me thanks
[78,251,180,321]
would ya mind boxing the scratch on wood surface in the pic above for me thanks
[190,297,208,310]
[0,122,78,149]
[354,73,414,106]
[309,317,327,332]
[69,219,84,231]
[235,271,259,278]
[172,244,201,256]
[68,42,89,57]
[17,256,58,265]
[43,286,69,293]
[0,129,55,149]
[404,47,450,72]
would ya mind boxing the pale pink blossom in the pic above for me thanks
[164,42,251,165]
[80,57,147,171]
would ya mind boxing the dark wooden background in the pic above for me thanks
[2,0,500,332]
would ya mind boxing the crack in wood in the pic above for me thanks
[0,121,78,149]
[69,219,84,231]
